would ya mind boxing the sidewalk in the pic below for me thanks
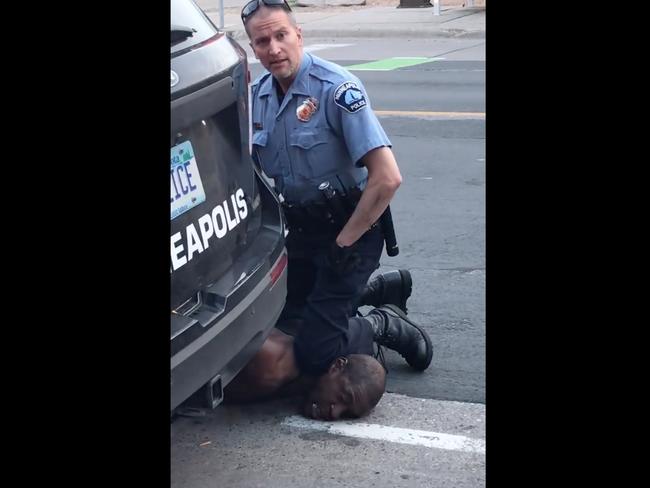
[195,0,485,41]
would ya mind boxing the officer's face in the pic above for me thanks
[303,358,367,421]
[246,7,303,86]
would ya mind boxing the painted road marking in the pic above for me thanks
[305,43,354,53]
[345,57,445,71]
[375,110,485,119]
[282,416,486,454]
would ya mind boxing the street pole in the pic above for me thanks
[433,0,440,15]
[219,0,225,29]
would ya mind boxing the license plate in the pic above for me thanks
[171,141,206,220]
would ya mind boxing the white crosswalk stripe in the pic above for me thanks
[282,415,486,454]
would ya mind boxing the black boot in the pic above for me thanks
[360,269,412,312]
[365,304,433,371]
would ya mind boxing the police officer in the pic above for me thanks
[241,0,433,376]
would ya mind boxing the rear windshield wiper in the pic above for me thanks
[171,24,196,45]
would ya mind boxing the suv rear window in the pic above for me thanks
[171,0,218,54]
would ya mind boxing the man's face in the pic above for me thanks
[246,7,303,84]
[303,358,366,421]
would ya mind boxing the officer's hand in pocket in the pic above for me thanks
[329,242,361,275]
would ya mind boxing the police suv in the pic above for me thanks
[171,0,287,412]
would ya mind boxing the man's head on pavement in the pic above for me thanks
[303,355,386,421]
[242,0,303,89]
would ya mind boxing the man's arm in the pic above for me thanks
[335,146,402,247]
[223,329,302,403]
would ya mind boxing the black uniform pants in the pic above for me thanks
[280,225,384,376]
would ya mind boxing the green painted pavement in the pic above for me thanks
[344,57,442,71]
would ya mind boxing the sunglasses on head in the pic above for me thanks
[241,0,293,23]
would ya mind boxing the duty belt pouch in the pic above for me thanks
[282,203,341,234]
[281,204,306,231]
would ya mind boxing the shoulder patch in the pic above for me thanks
[333,81,367,114]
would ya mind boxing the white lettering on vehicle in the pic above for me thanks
[170,188,249,273]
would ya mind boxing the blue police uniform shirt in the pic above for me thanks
[251,53,391,205]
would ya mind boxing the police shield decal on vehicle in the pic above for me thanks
[334,81,367,113]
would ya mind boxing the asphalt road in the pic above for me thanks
[172,394,485,487]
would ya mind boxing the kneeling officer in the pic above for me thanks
[242,0,433,376]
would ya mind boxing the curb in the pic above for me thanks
[224,28,485,40]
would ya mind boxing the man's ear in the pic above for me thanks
[329,356,348,373]
[296,25,303,45]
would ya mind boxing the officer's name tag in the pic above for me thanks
[334,81,367,113]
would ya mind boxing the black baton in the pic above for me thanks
[320,181,399,257]
[379,205,399,257]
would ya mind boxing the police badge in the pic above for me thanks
[296,97,319,122]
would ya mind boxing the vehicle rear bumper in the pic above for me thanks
[171,249,287,411]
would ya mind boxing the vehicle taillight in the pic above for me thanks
[270,252,288,288]
[193,32,223,50]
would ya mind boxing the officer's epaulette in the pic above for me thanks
[308,56,351,86]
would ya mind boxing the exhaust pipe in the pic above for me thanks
[206,374,223,409]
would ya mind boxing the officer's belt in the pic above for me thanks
[281,201,342,234]
[280,171,367,208]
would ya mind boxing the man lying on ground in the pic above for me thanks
[225,270,432,420]
[225,327,387,420]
